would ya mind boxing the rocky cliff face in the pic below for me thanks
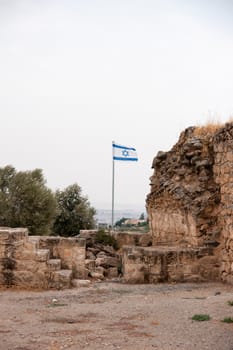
[146,122,233,283]
[147,126,221,247]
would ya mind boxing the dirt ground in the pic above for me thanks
[0,281,233,350]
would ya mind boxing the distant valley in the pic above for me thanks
[95,208,146,225]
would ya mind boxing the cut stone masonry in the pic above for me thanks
[0,227,85,289]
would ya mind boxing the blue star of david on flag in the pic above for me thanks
[112,142,138,161]
[122,149,129,157]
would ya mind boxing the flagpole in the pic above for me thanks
[111,141,115,230]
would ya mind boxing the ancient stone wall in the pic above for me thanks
[0,227,148,289]
[122,246,219,284]
[37,236,86,279]
[0,228,86,289]
[111,231,152,248]
[213,124,233,283]
[143,122,233,284]
[147,126,220,248]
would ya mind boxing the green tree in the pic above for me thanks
[139,213,145,220]
[0,165,57,235]
[53,183,96,236]
[115,217,128,227]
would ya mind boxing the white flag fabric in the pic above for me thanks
[112,142,138,161]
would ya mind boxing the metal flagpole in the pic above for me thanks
[111,141,115,230]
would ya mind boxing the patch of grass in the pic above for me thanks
[222,317,233,323]
[227,300,233,306]
[191,314,211,321]
[194,297,207,300]
[182,297,207,300]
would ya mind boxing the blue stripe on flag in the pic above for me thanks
[112,143,136,151]
[113,156,138,161]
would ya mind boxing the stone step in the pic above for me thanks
[48,259,61,271]
[52,269,73,289]
[35,249,50,262]
[0,228,28,243]
[28,236,40,249]
[197,247,214,257]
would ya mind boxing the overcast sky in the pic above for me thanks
[1,0,233,211]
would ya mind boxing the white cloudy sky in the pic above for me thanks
[1,0,233,211]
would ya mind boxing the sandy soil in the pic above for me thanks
[0,281,233,350]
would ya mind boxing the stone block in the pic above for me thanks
[16,259,47,273]
[107,267,119,278]
[72,279,91,288]
[123,265,145,284]
[14,270,47,288]
[52,269,72,289]
[90,271,104,280]
[95,256,120,268]
[86,251,96,259]
[0,228,28,243]
[35,249,50,262]
[48,259,61,271]
[139,233,153,247]
[28,236,40,249]
[95,266,105,275]
[85,259,96,271]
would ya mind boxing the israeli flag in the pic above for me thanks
[112,142,138,161]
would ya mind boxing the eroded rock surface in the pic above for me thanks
[143,122,233,283]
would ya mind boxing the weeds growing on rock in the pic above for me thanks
[194,121,223,137]
[95,229,119,250]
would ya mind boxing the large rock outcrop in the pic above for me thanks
[144,122,233,284]
[147,126,220,247]
[122,122,233,284]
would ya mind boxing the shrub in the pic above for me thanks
[53,183,96,236]
[95,229,119,250]
[227,300,233,306]
[222,317,233,323]
[0,166,57,235]
[191,314,211,321]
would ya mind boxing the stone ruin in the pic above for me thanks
[0,227,126,289]
[0,226,153,289]
[0,227,86,289]
[2,121,233,289]
[123,122,233,284]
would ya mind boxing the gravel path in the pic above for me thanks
[0,281,233,350]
